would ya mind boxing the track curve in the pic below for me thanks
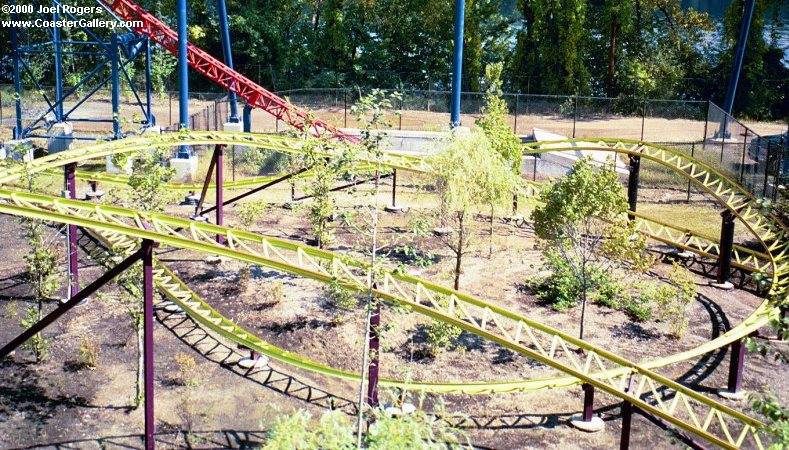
[1,133,783,449]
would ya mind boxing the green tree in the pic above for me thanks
[510,0,590,94]
[718,0,788,119]
[431,132,523,290]
[531,157,643,340]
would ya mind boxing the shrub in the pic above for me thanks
[173,352,201,387]
[20,306,49,361]
[263,410,354,450]
[750,393,789,449]
[624,282,671,322]
[325,279,358,313]
[261,407,469,450]
[425,296,462,355]
[263,281,285,305]
[78,337,100,370]
[591,275,623,309]
[655,263,697,338]
[534,250,582,311]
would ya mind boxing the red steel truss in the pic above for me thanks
[104,0,358,142]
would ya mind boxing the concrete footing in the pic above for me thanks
[717,389,747,400]
[47,122,74,154]
[237,356,268,369]
[710,281,735,290]
[569,414,605,432]
[170,156,199,182]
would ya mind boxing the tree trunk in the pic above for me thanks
[607,21,619,96]
[135,322,144,409]
[579,288,587,341]
[454,213,464,291]
[488,205,494,258]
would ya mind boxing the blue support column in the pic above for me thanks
[52,1,65,122]
[217,0,239,123]
[723,0,756,115]
[177,0,190,157]
[10,5,23,139]
[243,104,252,132]
[144,38,155,126]
[450,0,465,128]
[110,34,122,139]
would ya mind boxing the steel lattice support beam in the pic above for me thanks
[104,0,358,142]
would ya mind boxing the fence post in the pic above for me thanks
[640,99,647,141]
[572,95,578,138]
[513,93,519,134]
[399,96,404,131]
[343,89,348,128]
[702,101,710,153]
[169,92,173,127]
[687,143,695,202]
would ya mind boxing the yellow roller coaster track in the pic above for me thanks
[0,132,783,449]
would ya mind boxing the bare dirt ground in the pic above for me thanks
[1,175,787,449]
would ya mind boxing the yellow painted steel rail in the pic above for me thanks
[0,133,784,449]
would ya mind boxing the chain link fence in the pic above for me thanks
[3,84,786,201]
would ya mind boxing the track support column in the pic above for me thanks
[384,169,401,213]
[215,145,224,244]
[714,209,735,289]
[65,163,79,299]
[570,383,604,431]
[627,155,640,220]
[366,301,381,407]
[142,239,156,450]
[110,33,122,139]
[450,0,465,128]
[719,338,747,399]
[620,401,634,450]
[243,105,252,132]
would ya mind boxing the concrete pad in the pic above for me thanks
[532,128,629,175]
[163,302,184,314]
[237,356,269,369]
[170,156,199,182]
[710,281,735,290]
[569,414,605,432]
[47,122,74,154]
[718,389,748,401]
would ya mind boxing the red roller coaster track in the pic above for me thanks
[103,0,358,143]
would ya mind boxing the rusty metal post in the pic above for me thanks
[627,155,641,220]
[366,301,381,407]
[716,210,735,286]
[142,239,155,450]
[215,145,224,244]
[65,163,79,298]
